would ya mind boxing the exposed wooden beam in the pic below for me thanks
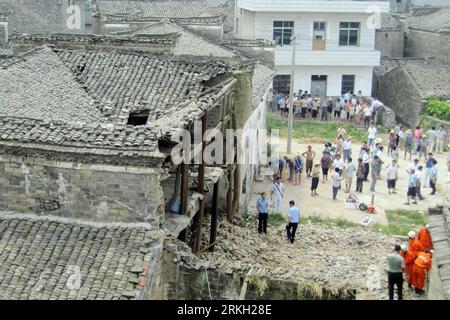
[209,181,219,252]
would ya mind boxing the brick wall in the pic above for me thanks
[375,30,405,59]
[0,154,165,226]
[378,66,424,126]
[405,30,450,65]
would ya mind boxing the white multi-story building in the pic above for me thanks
[235,0,390,97]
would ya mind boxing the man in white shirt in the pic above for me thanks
[344,157,356,193]
[332,168,341,202]
[343,137,352,162]
[271,176,285,213]
[368,123,377,149]
[286,200,300,244]
[426,127,437,153]
[332,154,345,176]
[386,159,398,194]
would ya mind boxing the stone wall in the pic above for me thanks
[0,154,165,226]
[378,66,424,126]
[375,30,405,58]
[420,115,450,134]
[405,30,450,64]
[428,258,445,300]
[0,20,7,47]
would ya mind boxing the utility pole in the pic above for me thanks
[287,35,296,154]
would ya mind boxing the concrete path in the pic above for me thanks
[248,138,448,229]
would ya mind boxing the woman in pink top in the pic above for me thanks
[414,126,423,153]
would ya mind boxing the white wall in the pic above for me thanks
[276,65,374,97]
[236,8,256,39]
[254,12,377,51]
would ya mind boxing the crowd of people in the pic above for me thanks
[387,226,433,300]
[268,89,385,125]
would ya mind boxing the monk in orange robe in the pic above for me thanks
[405,231,423,287]
[418,225,433,251]
[411,251,432,294]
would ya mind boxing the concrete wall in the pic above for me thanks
[0,154,165,226]
[276,65,374,97]
[375,30,405,58]
[236,8,256,39]
[428,258,445,300]
[405,30,450,64]
[0,20,7,46]
[378,66,424,126]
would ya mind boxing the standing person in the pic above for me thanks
[368,122,377,149]
[344,157,356,193]
[343,100,351,120]
[311,96,320,120]
[343,136,352,162]
[436,126,448,154]
[327,98,333,120]
[271,177,285,213]
[429,159,438,195]
[413,125,423,153]
[349,103,356,123]
[337,124,347,140]
[334,98,342,119]
[387,244,405,300]
[285,156,295,182]
[256,192,269,234]
[423,153,435,188]
[416,166,426,201]
[426,126,437,153]
[311,162,321,197]
[404,231,423,289]
[388,130,397,156]
[270,156,280,181]
[404,129,414,160]
[321,98,328,121]
[294,154,303,185]
[405,169,418,205]
[417,136,428,160]
[386,159,398,194]
[320,151,332,183]
[391,145,399,162]
[356,158,365,193]
[362,148,371,181]
[278,157,285,181]
[306,94,313,118]
[332,168,341,202]
[418,225,433,251]
[337,135,344,157]
[360,141,370,158]
[332,153,345,176]
[412,250,432,295]
[363,104,372,129]
[302,146,316,178]
[286,200,300,244]
[300,97,307,119]
[370,156,381,192]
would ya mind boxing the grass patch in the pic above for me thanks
[267,114,368,144]
[372,209,428,236]
[301,215,359,229]
[268,213,286,226]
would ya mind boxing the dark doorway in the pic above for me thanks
[311,75,327,98]
[273,75,291,95]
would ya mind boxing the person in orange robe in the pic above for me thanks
[405,231,423,288]
[418,224,433,251]
[411,251,432,294]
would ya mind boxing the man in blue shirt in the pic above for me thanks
[423,153,435,188]
[256,192,269,234]
[406,169,418,205]
[286,200,300,244]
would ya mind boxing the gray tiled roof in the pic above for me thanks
[252,63,273,109]
[379,13,403,31]
[0,45,233,153]
[208,0,234,33]
[0,0,69,35]
[0,212,163,300]
[428,209,450,300]
[96,0,210,18]
[407,7,450,32]
[0,46,105,123]
[133,21,236,57]
[400,61,450,98]
[373,58,401,77]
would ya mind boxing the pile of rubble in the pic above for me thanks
[165,218,423,300]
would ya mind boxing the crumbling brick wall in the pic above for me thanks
[0,153,165,226]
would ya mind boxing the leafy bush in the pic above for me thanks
[425,98,450,122]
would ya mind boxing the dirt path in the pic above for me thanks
[248,138,447,230]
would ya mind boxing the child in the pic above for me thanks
[311,162,321,197]
[332,167,341,202]
[391,145,399,162]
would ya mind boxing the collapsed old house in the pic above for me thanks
[0,10,273,298]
